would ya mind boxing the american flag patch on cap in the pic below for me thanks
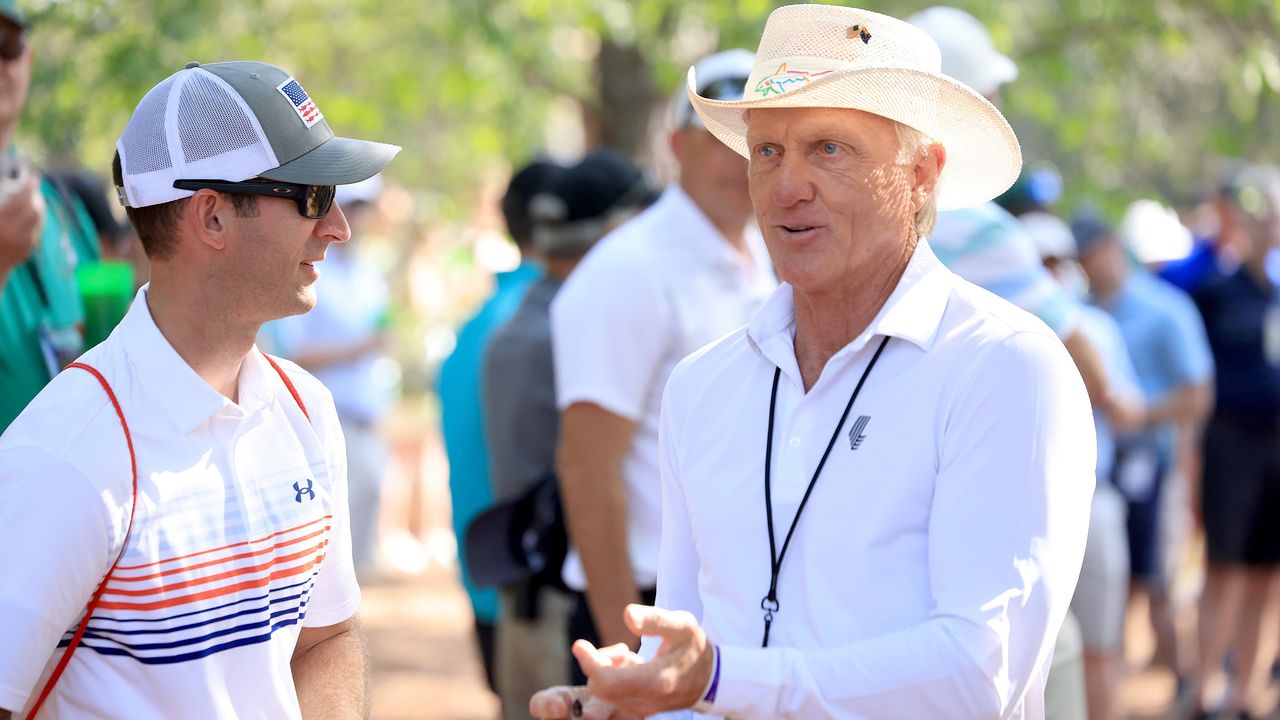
[277,77,324,129]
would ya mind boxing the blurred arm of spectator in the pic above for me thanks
[286,331,389,372]
[1065,327,1146,432]
[0,171,43,291]
[557,403,642,650]
[1144,382,1213,429]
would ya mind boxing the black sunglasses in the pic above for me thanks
[0,26,26,62]
[173,179,336,219]
[699,76,751,102]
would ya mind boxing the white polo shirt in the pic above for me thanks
[647,241,1095,719]
[0,287,360,719]
[550,185,776,591]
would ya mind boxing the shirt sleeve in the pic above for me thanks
[704,332,1096,719]
[0,445,119,713]
[300,388,362,627]
[1163,292,1215,387]
[550,248,673,420]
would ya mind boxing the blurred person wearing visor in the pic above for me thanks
[0,60,398,719]
[268,175,395,577]
[0,0,102,433]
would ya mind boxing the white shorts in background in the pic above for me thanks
[1071,482,1129,650]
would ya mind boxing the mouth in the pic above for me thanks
[776,223,825,241]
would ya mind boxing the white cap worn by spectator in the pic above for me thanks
[1022,211,1079,261]
[907,6,1018,97]
[670,48,755,129]
[336,173,384,207]
[1120,199,1194,265]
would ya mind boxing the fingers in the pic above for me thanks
[596,642,643,667]
[529,685,582,719]
[622,604,698,642]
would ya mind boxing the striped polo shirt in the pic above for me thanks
[0,287,359,718]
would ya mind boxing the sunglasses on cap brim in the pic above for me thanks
[698,76,751,102]
[172,179,337,219]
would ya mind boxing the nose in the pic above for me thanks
[771,153,815,209]
[317,200,352,244]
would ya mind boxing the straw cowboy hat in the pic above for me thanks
[687,4,1022,211]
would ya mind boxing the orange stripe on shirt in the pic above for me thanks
[112,514,332,572]
[109,525,331,584]
[96,552,331,612]
[104,536,331,597]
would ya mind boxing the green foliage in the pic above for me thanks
[15,0,1280,223]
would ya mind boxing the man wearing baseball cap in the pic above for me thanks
[0,0,103,433]
[0,60,398,718]
[533,5,1092,718]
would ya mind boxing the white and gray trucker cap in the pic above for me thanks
[116,60,400,209]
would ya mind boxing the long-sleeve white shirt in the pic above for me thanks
[643,241,1095,719]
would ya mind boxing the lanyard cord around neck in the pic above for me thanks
[761,335,890,647]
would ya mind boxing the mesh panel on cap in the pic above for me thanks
[117,67,280,208]
[178,71,265,163]
[120,75,177,175]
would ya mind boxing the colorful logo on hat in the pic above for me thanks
[847,24,872,44]
[754,63,834,97]
[277,77,324,129]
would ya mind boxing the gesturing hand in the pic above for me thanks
[572,604,715,718]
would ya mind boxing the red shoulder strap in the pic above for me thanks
[263,353,310,422]
[27,362,139,719]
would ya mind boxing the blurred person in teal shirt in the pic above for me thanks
[438,158,564,692]
[0,0,100,433]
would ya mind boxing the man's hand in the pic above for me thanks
[530,642,645,720]
[0,171,44,285]
[581,605,715,717]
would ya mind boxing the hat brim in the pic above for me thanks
[688,65,1022,212]
[260,135,401,186]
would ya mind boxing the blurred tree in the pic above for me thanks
[15,0,1280,223]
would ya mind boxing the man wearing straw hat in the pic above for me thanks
[531,5,1094,719]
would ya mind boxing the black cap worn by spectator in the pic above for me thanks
[501,160,566,250]
[1070,213,1115,257]
[529,148,655,258]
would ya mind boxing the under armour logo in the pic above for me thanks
[293,479,316,503]
[848,415,871,450]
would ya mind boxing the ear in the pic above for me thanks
[185,189,233,252]
[668,128,686,164]
[911,142,946,213]
[1214,195,1237,252]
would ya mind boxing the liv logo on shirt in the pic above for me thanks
[293,479,316,503]
[848,415,871,451]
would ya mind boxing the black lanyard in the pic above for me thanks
[760,335,890,647]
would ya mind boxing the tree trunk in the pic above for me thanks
[589,39,661,164]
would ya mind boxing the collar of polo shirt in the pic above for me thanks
[120,286,278,432]
[746,240,952,381]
